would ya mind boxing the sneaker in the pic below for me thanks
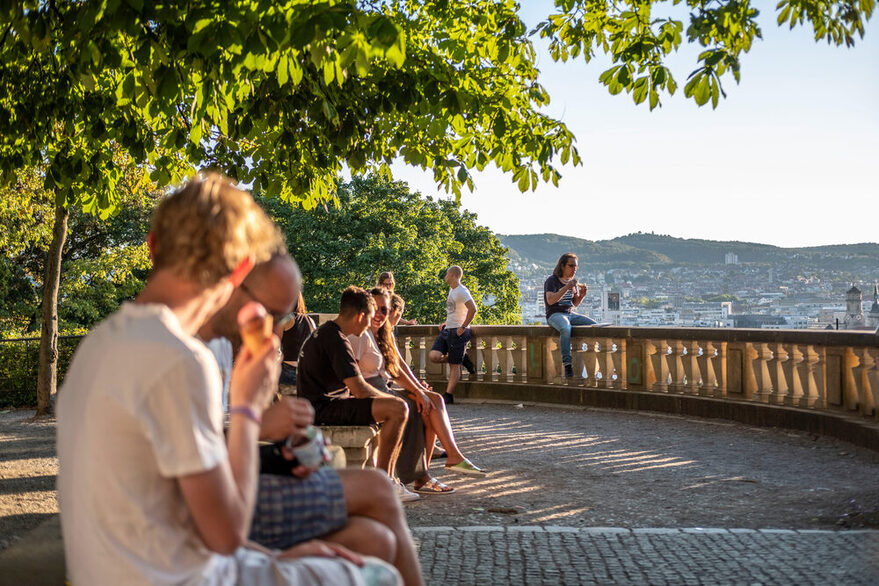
[564,363,574,378]
[442,392,454,405]
[395,481,421,502]
[445,458,487,477]
[462,354,477,375]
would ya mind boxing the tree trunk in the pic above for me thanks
[36,202,68,416]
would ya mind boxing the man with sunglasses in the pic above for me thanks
[545,252,597,378]
[200,256,424,586]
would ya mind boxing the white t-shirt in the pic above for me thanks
[205,337,233,411]
[57,303,231,586]
[445,284,475,329]
[347,329,384,379]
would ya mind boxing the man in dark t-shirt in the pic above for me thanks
[297,286,408,478]
[545,252,597,377]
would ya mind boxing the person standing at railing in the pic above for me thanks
[428,266,477,404]
[545,253,596,378]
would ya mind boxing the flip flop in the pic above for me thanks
[413,477,456,494]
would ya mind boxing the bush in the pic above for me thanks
[0,336,82,408]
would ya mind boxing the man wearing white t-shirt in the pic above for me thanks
[428,266,477,404]
[56,175,398,586]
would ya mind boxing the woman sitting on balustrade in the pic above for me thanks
[349,288,486,495]
[545,253,597,378]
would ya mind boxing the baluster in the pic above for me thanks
[865,347,879,419]
[609,338,624,390]
[796,345,825,409]
[765,343,786,405]
[642,340,658,391]
[513,335,528,383]
[697,341,714,397]
[783,344,804,407]
[843,347,860,412]
[414,335,427,380]
[473,338,486,382]
[598,338,615,389]
[582,338,599,387]
[712,341,728,398]
[498,336,514,382]
[668,340,685,393]
[856,347,877,417]
[561,336,583,385]
[544,335,559,384]
[683,340,701,395]
[650,339,669,392]
[482,336,496,382]
[750,343,773,403]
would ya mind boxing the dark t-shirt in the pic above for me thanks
[280,314,315,362]
[544,275,574,319]
[296,321,360,405]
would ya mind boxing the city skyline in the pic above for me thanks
[391,3,878,249]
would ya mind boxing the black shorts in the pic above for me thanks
[314,397,375,426]
[431,327,471,365]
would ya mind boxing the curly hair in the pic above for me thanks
[151,173,283,288]
[369,287,400,379]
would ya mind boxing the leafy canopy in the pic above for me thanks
[537,0,873,109]
[259,176,522,325]
[0,0,576,212]
[1,0,871,213]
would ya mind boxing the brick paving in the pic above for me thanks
[412,526,879,585]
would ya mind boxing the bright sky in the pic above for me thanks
[392,3,878,248]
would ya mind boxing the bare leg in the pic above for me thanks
[321,516,396,562]
[371,397,408,476]
[428,350,447,363]
[421,391,465,465]
[446,363,461,396]
[338,469,425,586]
[424,425,437,468]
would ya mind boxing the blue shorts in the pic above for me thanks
[249,467,347,549]
[431,327,471,365]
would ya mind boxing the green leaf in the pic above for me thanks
[492,115,506,138]
[277,55,289,86]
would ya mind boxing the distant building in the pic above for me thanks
[843,285,865,329]
[601,289,621,325]
[724,252,739,265]
[730,315,788,329]
[868,284,879,331]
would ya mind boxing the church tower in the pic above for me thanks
[867,283,879,330]
[844,284,865,329]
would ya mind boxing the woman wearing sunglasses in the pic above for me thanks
[349,288,485,495]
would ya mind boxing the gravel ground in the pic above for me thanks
[3,401,879,554]
[0,409,58,552]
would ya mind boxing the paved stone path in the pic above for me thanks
[412,526,879,585]
[402,401,879,584]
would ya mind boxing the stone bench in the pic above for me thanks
[278,384,379,468]
[319,425,379,468]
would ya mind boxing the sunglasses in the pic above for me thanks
[376,306,389,315]
[239,282,295,327]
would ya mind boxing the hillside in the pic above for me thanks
[498,232,879,272]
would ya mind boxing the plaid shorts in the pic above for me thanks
[249,467,347,549]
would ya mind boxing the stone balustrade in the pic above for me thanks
[396,325,879,447]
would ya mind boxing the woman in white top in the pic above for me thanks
[384,292,487,482]
[349,289,485,494]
